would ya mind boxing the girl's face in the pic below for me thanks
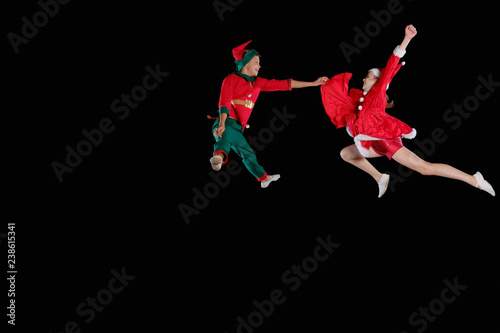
[362,71,378,91]
[242,55,261,77]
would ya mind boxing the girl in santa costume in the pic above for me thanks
[209,40,328,188]
[321,25,495,198]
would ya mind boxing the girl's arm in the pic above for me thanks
[376,26,417,92]
[397,24,417,53]
[291,77,329,89]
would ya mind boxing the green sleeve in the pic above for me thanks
[218,106,230,116]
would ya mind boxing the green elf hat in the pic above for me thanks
[233,40,259,72]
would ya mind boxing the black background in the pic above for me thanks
[3,0,499,332]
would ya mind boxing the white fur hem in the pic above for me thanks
[355,134,384,142]
[393,45,406,58]
[402,128,417,139]
[353,129,417,157]
[354,141,370,157]
[354,134,383,157]
[346,126,353,137]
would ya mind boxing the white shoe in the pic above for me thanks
[474,172,495,196]
[378,174,390,198]
[210,155,223,171]
[261,174,280,188]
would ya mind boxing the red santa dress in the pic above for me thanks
[321,46,416,157]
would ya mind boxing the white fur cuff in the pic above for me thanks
[393,45,406,58]
[402,128,417,139]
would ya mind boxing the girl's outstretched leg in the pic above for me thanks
[392,147,475,184]
[392,147,495,196]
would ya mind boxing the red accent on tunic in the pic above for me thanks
[218,74,291,130]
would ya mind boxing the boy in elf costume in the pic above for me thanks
[209,41,328,188]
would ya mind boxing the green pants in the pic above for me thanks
[212,118,267,181]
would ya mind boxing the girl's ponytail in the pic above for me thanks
[386,94,394,109]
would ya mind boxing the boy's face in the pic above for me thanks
[242,55,261,77]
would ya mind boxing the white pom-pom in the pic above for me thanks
[358,105,362,110]
[369,68,381,78]
[359,97,364,102]
[402,61,406,66]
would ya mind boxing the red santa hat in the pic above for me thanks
[232,40,259,72]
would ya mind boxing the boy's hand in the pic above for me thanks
[214,125,225,138]
[405,24,417,39]
[313,76,329,86]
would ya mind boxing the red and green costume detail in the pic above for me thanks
[211,41,292,181]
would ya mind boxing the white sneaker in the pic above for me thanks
[261,174,280,188]
[474,172,495,196]
[378,174,390,198]
[210,155,223,171]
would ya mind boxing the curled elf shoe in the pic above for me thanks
[261,174,280,188]
[378,174,390,198]
[474,172,495,196]
[210,155,223,171]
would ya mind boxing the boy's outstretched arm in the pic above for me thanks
[291,76,329,89]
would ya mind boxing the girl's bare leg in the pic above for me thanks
[340,144,384,182]
[391,147,477,186]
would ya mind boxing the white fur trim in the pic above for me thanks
[393,45,406,58]
[351,129,417,157]
[355,140,370,157]
[369,68,381,78]
[353,134,383,157]
[355,134,384,142]
[402,128,417,139]
[346,126,353,138]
